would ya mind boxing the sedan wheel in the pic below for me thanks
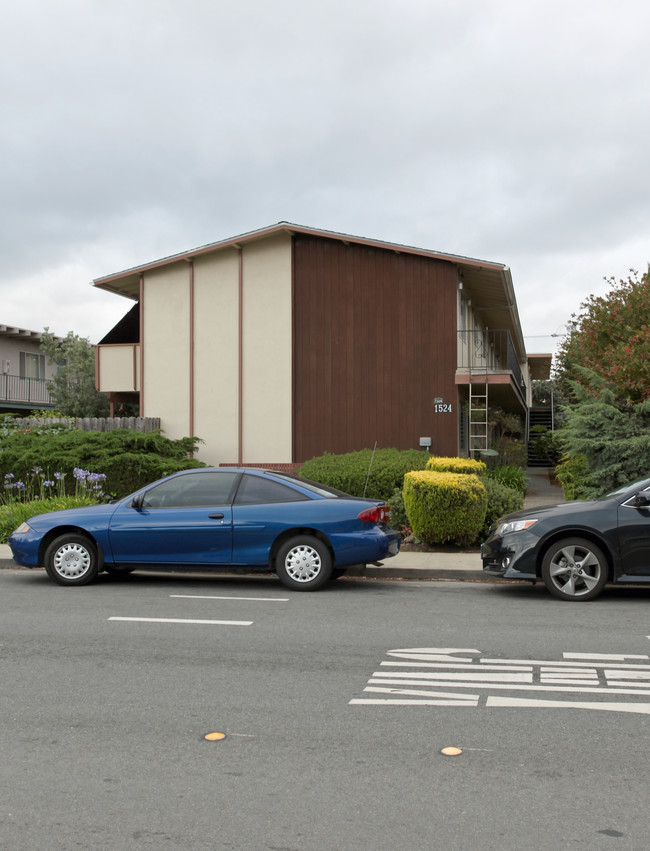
[275,536,332,591]
[541,537,608,601]
[44,534,99,586]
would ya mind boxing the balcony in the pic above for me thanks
[0,374,55,408]
[456,329,527,409]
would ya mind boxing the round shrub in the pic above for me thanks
[478,476,524,541]
[403,470,487,546]
[425,456,487,476]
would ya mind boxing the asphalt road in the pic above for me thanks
[2,568,650,850]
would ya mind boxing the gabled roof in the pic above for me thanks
[92,221,527,359]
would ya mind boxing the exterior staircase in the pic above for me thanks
[527,406,554,467]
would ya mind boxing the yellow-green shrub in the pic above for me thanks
[425,456,487,476]
[403,470,487,546]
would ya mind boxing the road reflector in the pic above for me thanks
[441,746,462,756]
[204,732,226,741]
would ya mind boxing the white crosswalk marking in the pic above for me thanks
[351,647,650,713]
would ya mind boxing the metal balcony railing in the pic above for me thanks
[0,374,55,406]
[457,329,526,402]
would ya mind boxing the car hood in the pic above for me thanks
[500,498,601,524]
[27,502,118,526]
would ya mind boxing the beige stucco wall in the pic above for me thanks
[134,233,292,466]
[240,234,292,463]
[97,344,140,392]
[142,264,191,440]
[193,250,240,463]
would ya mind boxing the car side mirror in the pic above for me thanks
[131,492,144,510]
[630,492,650,508]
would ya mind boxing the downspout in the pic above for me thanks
[189,260,195,442]
[238,247,243,465]
[139,274,144,417]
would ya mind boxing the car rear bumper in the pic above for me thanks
[332,526,401,567]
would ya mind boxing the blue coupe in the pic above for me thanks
[8,467,400,591]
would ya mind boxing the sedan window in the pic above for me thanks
[234,475,308,505]
[141,472,239,508]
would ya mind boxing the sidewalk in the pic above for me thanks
[0,468,563,581]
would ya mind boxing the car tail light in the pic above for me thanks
[358,505,390,524]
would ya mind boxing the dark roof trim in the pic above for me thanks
[92,221,508,288]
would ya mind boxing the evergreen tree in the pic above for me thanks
[558,367,650,495]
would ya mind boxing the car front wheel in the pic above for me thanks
[275,536,332,591]
[44,534,100,586]
[541,537,608,601]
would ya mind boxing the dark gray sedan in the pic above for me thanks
[481,476,650,601]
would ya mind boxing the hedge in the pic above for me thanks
[478,476,524,540]
[483,464,528,495]
[403,471,487,546]
[0,496,97,544]
[0,429,204,499]
[425,456,487,475]
[299,448,430,501]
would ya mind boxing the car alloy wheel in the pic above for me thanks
[541,537,608,601]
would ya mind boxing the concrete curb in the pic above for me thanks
[0,544,487,582]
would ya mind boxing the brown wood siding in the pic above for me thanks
[293,235,459,462]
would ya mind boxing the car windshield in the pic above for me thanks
[602,476,650,499]
[265,471,350,498]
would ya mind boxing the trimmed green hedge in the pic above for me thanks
[478,476,524,540]
[403,471,487,546]
[425,456,487,475]
[299,448,430,501]
[0,429,204,499]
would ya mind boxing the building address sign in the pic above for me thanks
[433,397,453,414]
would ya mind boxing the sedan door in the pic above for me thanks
[108,471,240,566]
[617,492,650,576]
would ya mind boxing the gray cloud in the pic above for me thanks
[1,0,649,345]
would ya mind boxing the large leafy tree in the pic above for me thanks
[41,330,110,417]
[556,267,650,403]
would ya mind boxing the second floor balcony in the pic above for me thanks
[456,329,527,408]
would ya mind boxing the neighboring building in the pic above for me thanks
[0,325,59,413]
[94,222,551,467]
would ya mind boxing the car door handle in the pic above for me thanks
[209,513,225,519]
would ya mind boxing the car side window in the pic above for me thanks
[234,475,307,505]
[141,472,239,508]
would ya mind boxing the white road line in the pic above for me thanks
[480,657,650,670]
[169,595,289,602]
[605,670,650,680]
[350,699,479,706]
[364,686,479,700]
[565,653,649,661]
[374,670,533,683]
[368,677,650,696]
[381,661,533,672]
[487,696,650,714]
[108,617,253,626]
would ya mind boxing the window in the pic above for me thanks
[141,472,239,508]
[234,475,308,505]
[19,351,45,380]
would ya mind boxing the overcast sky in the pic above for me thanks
[2,0,649,355]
